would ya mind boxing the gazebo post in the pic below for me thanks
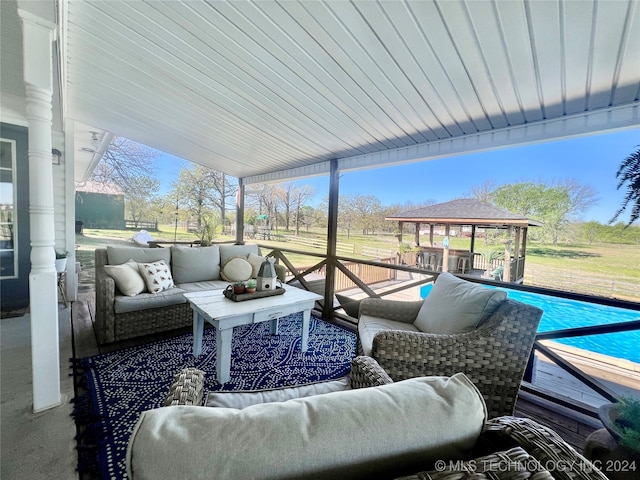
[442,224,451,272]
[414,222,421,246]
[429,224,434,247]
[470,225,477,269]
[503,226,513,282]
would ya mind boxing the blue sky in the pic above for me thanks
[154,127,639,225]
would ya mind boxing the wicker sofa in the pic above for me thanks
[126,359,606,480]
[357,272,544,419]
[94,244,285,345]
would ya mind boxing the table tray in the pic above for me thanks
[223,286,285,302]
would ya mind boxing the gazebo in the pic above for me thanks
[386,199,542,283]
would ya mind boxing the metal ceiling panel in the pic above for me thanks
[63,0,640,182]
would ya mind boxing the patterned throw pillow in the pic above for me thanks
[138,259,175,294]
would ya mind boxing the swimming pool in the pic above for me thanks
[419,284,640,364]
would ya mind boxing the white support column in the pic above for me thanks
[19,10,61,412]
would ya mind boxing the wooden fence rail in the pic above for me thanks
[524,265,639,302]
[282,235,355,256]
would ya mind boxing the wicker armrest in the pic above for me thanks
[481,416,608,480]
[350,356,394,389]
[94,248,117,344]
[395,446,554,480]
[359,298,423,323]
[163,368,206,406]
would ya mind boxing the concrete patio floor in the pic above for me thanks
[0,304,78,480]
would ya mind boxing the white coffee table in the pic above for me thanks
[184,285,323,384]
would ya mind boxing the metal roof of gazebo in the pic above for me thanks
[386,199,542,227]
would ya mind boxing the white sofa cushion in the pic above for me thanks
[175,280,230,292]
[414,272,507,334]
[170,245,221,283]
[114,288,187,314]
[205,376,351,409]
[104,259,146,296]
[126,373,486,480]
[107,245,171,266]
[358,314,420,357]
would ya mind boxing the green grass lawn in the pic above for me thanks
[75,227,639,300]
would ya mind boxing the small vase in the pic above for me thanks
[245,287,256,294]
[233,285,245,294]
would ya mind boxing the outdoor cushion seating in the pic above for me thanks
[94,244,286,344]
[357,272,543,418]
[134,360,606,480]
[128,369,487,480]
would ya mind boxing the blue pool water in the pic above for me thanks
[419,285,640,364]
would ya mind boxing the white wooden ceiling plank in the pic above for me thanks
[184,0,387,152]
[396,2,477,135]
[302,1,431,143]
[68,95,269,179]
[379,2,466,138]
[435,1,510,130]
[525,0,564,119]
[464,0,527,127]
[223,0,404,150]
[88,1,346,156]
[66,49,321,170]
[280,1,411,147]
[492,0,545,123]
[408,0,493,133]
[610,1,640,105]
[560,0,595,115]
[66,36,311,165]
[587,0,638,109]
[325,1,434,143]
[349,1,450,139]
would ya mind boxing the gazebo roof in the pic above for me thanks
[386,199,542,227]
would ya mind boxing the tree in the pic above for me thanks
[170,165,217,231]
[489,179,598,244]
[466,180,498,202]
[581,221,601,245]
[610,146,640,227]
[89,137,158,193]
[124,176,160,228]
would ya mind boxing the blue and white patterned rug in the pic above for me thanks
[72,313,357,480]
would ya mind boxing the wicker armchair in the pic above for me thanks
[358,297,543,419]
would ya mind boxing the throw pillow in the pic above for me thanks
[220,256,253,282]
[413,272,507,334]
[138,259,175,294]
[104,259,146,296]
[247,253,266,278]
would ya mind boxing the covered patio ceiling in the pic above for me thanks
[62,0,640,183]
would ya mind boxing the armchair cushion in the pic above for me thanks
[414,272,507,334]
[358,315,419,357]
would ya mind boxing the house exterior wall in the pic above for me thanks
[0,122,30,309]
